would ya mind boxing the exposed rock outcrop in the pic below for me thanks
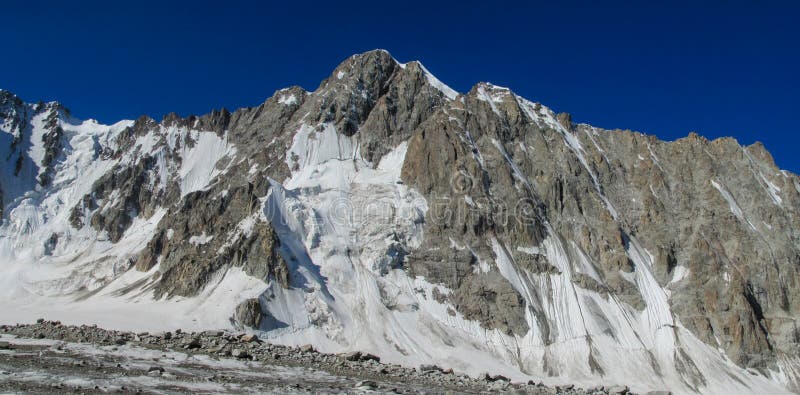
[37,107,66,186]
[134,179,289,298]
[235,298,263,328]
[398,80,800,377]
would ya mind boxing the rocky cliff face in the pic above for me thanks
[402,82,800,378]
[0,50,798,394]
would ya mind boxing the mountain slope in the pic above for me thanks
[1,50,798,394]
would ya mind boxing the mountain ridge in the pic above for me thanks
[1,50,799,394]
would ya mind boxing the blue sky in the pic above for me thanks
[3,1,798,171]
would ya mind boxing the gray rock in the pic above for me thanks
[299,344,314,353]
[360,353,380,362]
[607,385,629,394]
[486,374,509,382]
[183,337,201,349]
[355,380,378,389]
[239,334,258,343]
[419,364,442,373]
[342,351,362,361]
[235,299,262,329]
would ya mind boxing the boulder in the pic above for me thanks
[235,299,262,329]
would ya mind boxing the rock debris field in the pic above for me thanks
[0,320,644,394]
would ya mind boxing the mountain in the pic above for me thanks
[1,50,799,394]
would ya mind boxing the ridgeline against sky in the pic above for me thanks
[3,0,798,171]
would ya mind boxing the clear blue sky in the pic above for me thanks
[3,1,798,172]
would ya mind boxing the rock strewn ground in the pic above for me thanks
[0,320,641,395]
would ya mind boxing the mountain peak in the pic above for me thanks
[334,49,399,75]
[327,50,459,101]
[0,89,24,109]
[354,48,395,58]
